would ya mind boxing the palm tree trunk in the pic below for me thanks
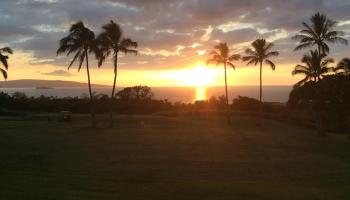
[259,61,262,103]
[347,116,350,140]
[316,45,325,136]
[224,62,230,124]
[109,54,118,127]
[318,44,321,56]
[85,51,96,127]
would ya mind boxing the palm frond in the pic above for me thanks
[207,57,223,66]
[77,52,85,72]
[293,13,347,53]
[266,51,279,58]
[244,48,257,56]
[292,64,310,75]
[0,47,13,54]
[228,54,240,61]
[264,42,273,51]
[57,21,99,71]
[101,20,123,44]
[120,38,138,48]
[265,59,276,70]
[68,50,82,70]
[293,77,309,88]
[0,68,7,80]
[120,48,138,55]
[321,57,334,66]
[227,62,235,70]
[292,69,310,76]
[326,36,348,45]
[242,55,256,62]
[243,57,259,66]
[0,54,9,69]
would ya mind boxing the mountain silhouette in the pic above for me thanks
[0,79,109,88]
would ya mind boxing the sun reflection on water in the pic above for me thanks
[195,87,207,101]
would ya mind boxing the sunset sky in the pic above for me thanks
[1,0,349,87]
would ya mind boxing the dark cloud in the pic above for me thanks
[0,0,349,70]
[211,28,260,44]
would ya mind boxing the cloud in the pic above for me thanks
[0,0,349,71]
[41,69,72,76]
[211,28,260,45]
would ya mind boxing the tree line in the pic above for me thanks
[0,86,283,116]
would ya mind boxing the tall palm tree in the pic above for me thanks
[0,47,13,80]
[292,12,348,55]
[57,21,100,126]
[97,20,138,127]
[292,50,333,87]
[334,58,350,76]
[242,38,279,103]
[207,42,240,122]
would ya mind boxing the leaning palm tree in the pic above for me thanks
[292,12,348,55]
[292,50,333,87]
[207,42,240,122]
[0,47,13,80]
[57,21,100,126]
[97,20,138,127]
[334,58,350,76]
[242,38,279,103]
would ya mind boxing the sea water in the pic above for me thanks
[0,86,292,103]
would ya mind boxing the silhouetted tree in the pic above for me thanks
[0,47,13,80]
[116,86,153,101]
[207,42,240,122]
[97,20,138,127]
[288,74,350,136]
[291,50,333,136]
[12,92,27,100]
[57,21,100,126]
[292,50,333,87]
[334,58,350,76]
[292,12,348,55]
[242,38,279,103]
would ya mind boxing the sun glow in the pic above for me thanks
[161,65,216,101]
[195,87,207,101]
[186,65,213,101]
[183,65,216,87]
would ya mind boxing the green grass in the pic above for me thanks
[1,115,350,199]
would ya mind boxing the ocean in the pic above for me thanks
[0,86,293,103]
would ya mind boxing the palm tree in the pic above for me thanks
[334,58,350,76]
[97,20,138,127]
[292,50,333,87]
[57,21,100,126]
[207,42,240,122]
[0,47,13,80]
[292,50,333,136]
[292,12,348,55]
[242,38,279,103]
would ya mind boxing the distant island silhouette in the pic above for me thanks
[0,79,109,88]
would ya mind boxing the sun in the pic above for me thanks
[183,65,216,87]
[195,87,207,101]
[161,64,219,88]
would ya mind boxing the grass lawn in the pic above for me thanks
[1,115,350,199]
